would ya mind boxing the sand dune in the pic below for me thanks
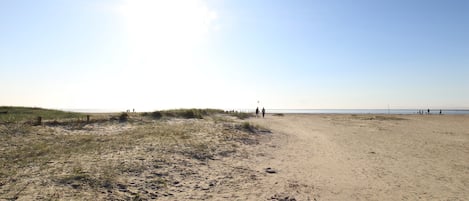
[247,114,469,200]
[2,113,468,200]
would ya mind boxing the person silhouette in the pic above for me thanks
[262,107,265,118]
[255,107,259,118]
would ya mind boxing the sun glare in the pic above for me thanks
[117,0,217,69]
[110,0,219,110]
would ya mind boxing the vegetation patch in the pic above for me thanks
[230,112,254,120]
[237,122,270,134]
[153,109,224,119]
[150,111,162,119]
[356,115,408,121]
[180,143,215,160]
[0,107,270,200]
[241,122,256,133]
[0,122,31,135]
[0,106,85,123]
[119,112,129,122]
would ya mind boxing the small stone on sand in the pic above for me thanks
[265,167,277,174]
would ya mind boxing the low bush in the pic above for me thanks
[230,112,253,120]
[154,109,224,119]
[151,111,162,119]
[119,113,129,122]
[241,122,255,133]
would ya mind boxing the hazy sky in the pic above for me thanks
[1,0,468,111]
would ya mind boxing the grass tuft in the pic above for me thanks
[57,166,116,189]
[119,112,129,122]
[150,111,162,119]
[241,122,256,133]
[152,109,224,119]
[0,122,31,135]
[230,112,253,120]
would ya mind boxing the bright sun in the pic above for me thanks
[117,0,217,68]
[111,0,219,110]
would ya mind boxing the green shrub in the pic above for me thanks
[155,109,224,119]
[230,112,253,120]
[242,122,255,132]
[0,106,85,122]
[180,110,199,119]
[119,113,129,122]
[151,111,162,119]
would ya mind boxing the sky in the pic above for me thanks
[1,0,468,111]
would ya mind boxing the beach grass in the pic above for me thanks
[0,106,265,200]
[142,108,224,119]
[0,106,86,123]
[229,112,254,120]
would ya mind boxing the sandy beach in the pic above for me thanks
[247,114,469,200]
[1,112,468,200]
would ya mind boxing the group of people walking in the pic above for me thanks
[256,107,266,118]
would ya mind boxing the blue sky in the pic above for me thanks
[1,0,468,111]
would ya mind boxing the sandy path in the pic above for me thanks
[250,114,469,200]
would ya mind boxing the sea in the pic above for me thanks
[236,109,469,115]
[65,108,469,115]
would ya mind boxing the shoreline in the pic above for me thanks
[264,109,469,115]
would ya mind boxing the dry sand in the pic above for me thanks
[1,114,468,200]
[247,114,469,200]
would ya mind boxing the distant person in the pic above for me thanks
[428,109,430,115]
[133,108,135,113]
[440,109,442,115]
[262,107,265,118]
[256,107,259,118]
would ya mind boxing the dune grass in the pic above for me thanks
[229,112,254,120]
[0,107,266,200]
[0,121,211,198]
[0,106,86,123]
[143,108,224,119]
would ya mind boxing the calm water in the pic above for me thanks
[66,108,469,115]
[240,109,469,115]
